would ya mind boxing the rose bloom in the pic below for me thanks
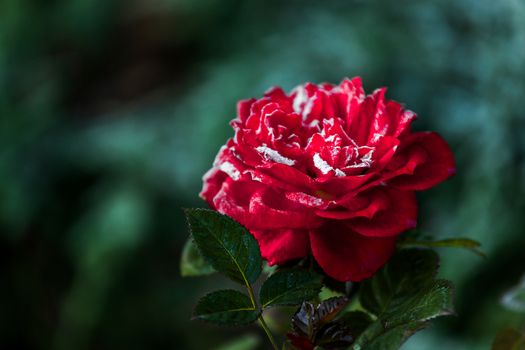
[200,77,455,282]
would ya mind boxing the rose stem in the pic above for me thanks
[246,284,279,350]
[258,315,279,350]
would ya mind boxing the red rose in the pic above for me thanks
[200,77,455,282]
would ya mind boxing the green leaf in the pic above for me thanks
[398,237,485,258]
[492,328,525,350]
[184,208,262,285]
[354,249,455,349]
[360,249,438,317]
[180,238,215,277]
[259,269,322,308]
[193,290,260,326]
[357,321,428,350]
[389,279,454,324]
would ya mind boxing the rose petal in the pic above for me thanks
[348,88,386,145]
[339,77,365,127]
[264,87,293,113]
[213,180,322,230]
[252,229,310,265]
[257,163,315,192]
[316,187,390,220]
[285,191,330,209]
[212,179,262,225]
[200,167,228,209]
[248,189,323,230]
[237,98,256,123]
[310,223,396,281]
[370,136,400,171]
[346,188,417,237]
[316,173,377,198]
[387,102,416,137]
[388,132,455,191]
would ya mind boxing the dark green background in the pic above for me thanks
[1,0,524,349]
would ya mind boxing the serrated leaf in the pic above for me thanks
[184,208,262,285]
[387,279,454,325]
[359,249,440,318]
[259,269,322,308]
[355,249,455,349]
[355,321,428,350]
[492,328,525,350]
[180,238,215,277]
[361,250,455,325]
[193,290,260,326]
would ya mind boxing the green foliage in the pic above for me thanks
[259,269,322,308]
[359,249,450,319]
[184,209,327,349]
[286,277,453,350]
[361,322,428,350]
[193,290,260,326]
[184,217,458,350]
[354,249,455,349]
[184,208,262,284]
[180,238,215,277]
[398,236,485,258]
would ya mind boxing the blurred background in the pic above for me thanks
[1,0,525,349]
